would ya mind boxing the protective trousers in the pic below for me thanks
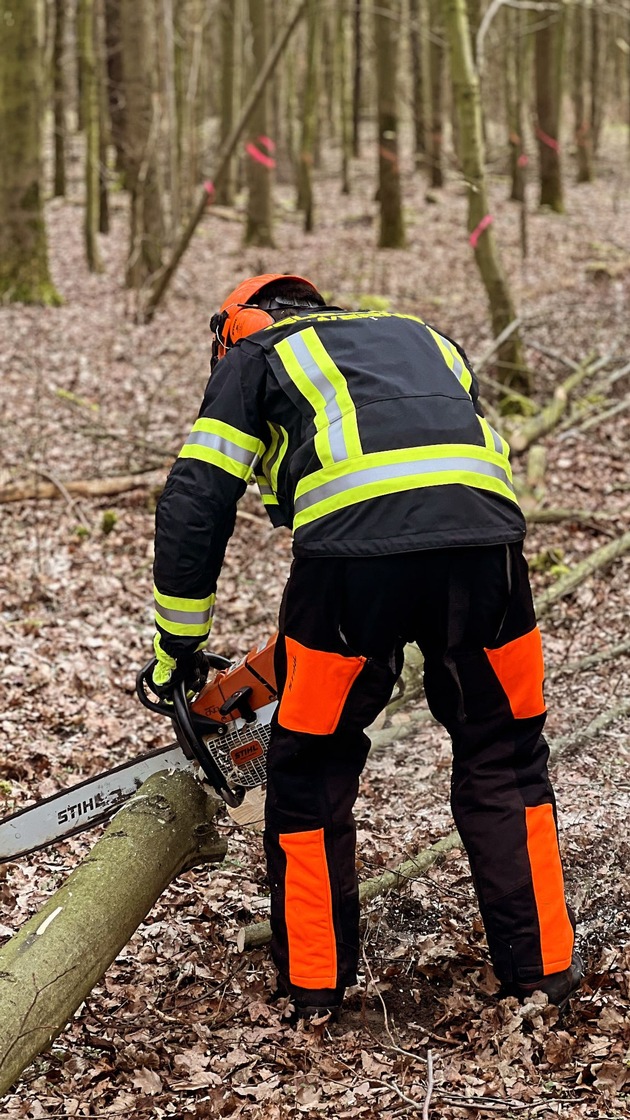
[263,544,575,1004]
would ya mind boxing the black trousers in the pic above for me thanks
[263,543,574,1003]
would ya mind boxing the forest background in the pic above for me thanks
[0,0,629,1117]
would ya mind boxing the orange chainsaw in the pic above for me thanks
[0,636,278,864]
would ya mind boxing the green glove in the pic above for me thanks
[150,634,208,699]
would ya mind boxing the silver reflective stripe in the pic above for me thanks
[294,456,515,515]
[154,600,212,626]
[256,476,273,497]
[185,431,256,468]
[282,333,349,462]
[487,424,504,455]
[441,336,465,378]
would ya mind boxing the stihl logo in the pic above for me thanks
[57,791,113,825]
[230,741,264,767]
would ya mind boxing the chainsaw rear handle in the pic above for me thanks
[135,653,241,807]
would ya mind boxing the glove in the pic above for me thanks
[150,634,209,700]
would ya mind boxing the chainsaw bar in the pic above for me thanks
[0,744,192,864]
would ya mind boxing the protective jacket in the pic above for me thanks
[154,309,525,657]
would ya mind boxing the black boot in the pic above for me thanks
[500,952,584,1011]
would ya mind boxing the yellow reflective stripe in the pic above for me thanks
[178,418,264,481]
[478,417,495,452]
[154,588,215,637]
[274,334,333,467]
[265,310,428,329]
[274,328,363,469]
[478,417,511,460]
[294,470,517,530]
[426,328,473,394]
[301,329,363,459]
[154,589,214,613]
[260,492,280,506]
[190,418,262,454]
[267,423,289,493]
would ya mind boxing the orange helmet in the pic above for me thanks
[210,273,322,368]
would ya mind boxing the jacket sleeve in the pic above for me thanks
[153,348,267,659]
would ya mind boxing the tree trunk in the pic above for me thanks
[535,0,566,212]
[245,0,274,247]
[215,0,236,205]
[296,0,320,232]
[375,0,405,248]
[428,0,445,188]
[104,0,125,176]
[120,0,164,289]
[0,770,226,1099]
[409,0,428,168]
[573,0,594,183]
[352,0,362,158]
[53,0,66,197]
[80,0,103,272]
[445,0,526,393]
[338,0,352,194]
[159,0,180,232]
[97,0,110,234]
[505,3,528,203]
[0,0,60,305]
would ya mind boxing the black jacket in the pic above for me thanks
[154,310,525,657]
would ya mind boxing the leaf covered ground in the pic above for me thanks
[1,132,629,1118]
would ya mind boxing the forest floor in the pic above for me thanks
[1,130,629,1120]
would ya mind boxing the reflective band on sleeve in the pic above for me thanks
[178,418,264,481]
[525,804,574,975]
[255,474,280,506]
[478,416,509,457]
[154,589,215,637]
[426,328,473,394]
[293,445,517,530]
[279,828,337,989]
[274,327,362,469]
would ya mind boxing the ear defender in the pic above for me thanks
[228,305,274,345]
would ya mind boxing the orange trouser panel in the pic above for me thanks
[484,626,546,720]
[278,635,366,735]
[279,829,337,989]
[525,804,574,975]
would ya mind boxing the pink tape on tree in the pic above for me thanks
[257,135,276,152]
[469,214,494,249]
[204,180,215,199]
[536,126,560,152]
[245,140,276,169]
[517,153,529,168]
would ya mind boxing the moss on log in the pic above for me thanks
[0,769,226,1098]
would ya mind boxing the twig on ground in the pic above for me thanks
[578,397,630,433]
[475,318,523,372]
[422,1049,434,1120]
[548,637,630,679]
[535,529,630,618]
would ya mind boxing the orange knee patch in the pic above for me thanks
[278,635,365,735]
[280,828,337,989]
[484,626,546,719]
[525,804,574,974]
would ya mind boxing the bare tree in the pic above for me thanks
[375,0,405,248]
[0,0,60,304]
[245,0,275,247]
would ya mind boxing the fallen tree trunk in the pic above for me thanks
[535,529,630,618]
[0,470,164,504]
[508,355,608,456]
[0,770,226,1098]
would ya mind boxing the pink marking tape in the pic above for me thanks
[517,153,529,168]
[203,180,215,198]
[257,135,276,152]
[536,126,560,153]
[245,141,276,169]
[469,214,494,249]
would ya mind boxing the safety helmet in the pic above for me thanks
[209,273,323,368]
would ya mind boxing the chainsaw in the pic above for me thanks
[0,634,278,864]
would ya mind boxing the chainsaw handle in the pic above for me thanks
[172,684,240,807]
[135,651,232,715]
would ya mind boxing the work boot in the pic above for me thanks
[500,952,584,1011]
[270,979,345,1025]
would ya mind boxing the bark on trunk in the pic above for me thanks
[0,0,60,304]
[214,0,236,205]
[296,0,320,231]
[375,0,405,248]
[445,0,525,392]
[53,0,67,198]
[245,0,274,247]
[428,0,445,188]
[535,0,566,212]
[573,0,594,183]
[0,770,226,1098]
[352,0,362,158]
[80,0,103,272]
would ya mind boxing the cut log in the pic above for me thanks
[0,470,164,504]
[0,770,226,1098]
